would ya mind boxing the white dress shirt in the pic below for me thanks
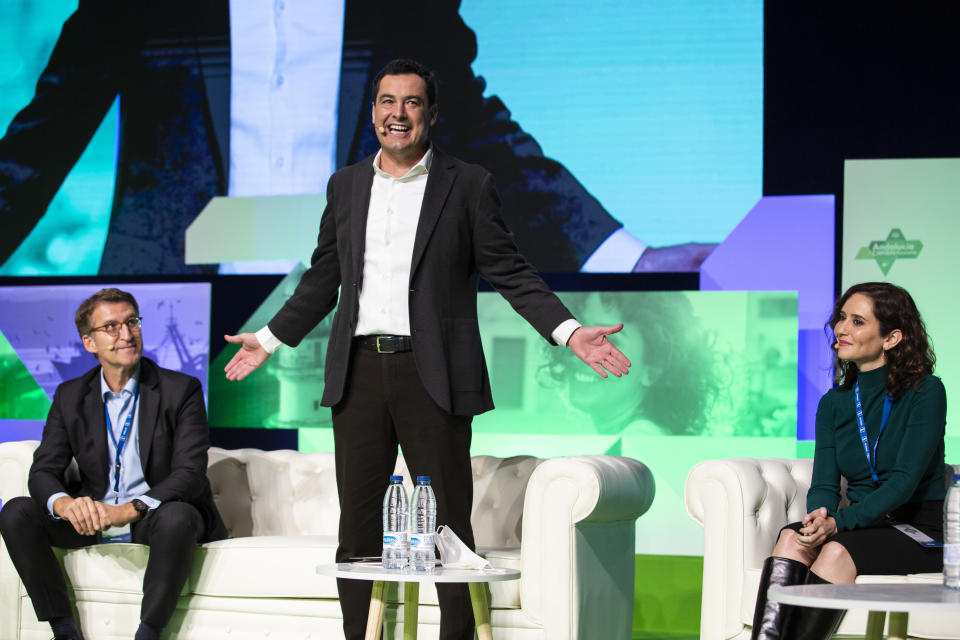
[352,149,431,336]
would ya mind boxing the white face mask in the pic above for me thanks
[435,525,493,571]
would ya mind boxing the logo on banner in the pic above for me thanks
[855,228,923,275]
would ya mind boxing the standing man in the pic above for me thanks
[223,59,630,640]
[0,288,227,640]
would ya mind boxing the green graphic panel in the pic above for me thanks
[843,158,960,460]
[633,554,702,636]
[0,330,51,419]
[209,264,334,429]
[474,290,797,438]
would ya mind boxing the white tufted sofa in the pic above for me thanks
[0,441,654,640]
[684,457,960,640]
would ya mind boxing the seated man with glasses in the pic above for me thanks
[0,288,226,640]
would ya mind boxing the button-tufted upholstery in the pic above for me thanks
[0,441,654,640]
[685,457,960,640]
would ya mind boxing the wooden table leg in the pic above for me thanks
[887,612,909,640]
[864,611,886,640]
[365,580,386,640]
[404,582,420,640]
[469,582,493,640]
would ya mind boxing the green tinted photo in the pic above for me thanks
[475,290,798,438]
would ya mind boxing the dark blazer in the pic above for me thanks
[0,0,619,274]
[28,357,227,543]
[267,148,574,416]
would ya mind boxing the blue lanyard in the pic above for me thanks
[105,387,139,503]
[854,382,892,487]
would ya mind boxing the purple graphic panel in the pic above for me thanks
[0,419,43,444]
[700,195,835,440]
[0,283,211,401]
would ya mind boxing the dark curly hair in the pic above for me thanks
[826,282,934,398]
[540,291,719,435]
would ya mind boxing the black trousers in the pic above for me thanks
[332,347,476,640]
[0,497,205,629]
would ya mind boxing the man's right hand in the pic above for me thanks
[223,333,271,381]
[53,496,107,536]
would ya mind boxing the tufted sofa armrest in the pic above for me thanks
[684,458,813,640]
[0,440,41,640]
[520,455,655,640]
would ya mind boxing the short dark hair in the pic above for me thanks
[372,58,438,106]
[826,281,935,397]
[75,288,140,337]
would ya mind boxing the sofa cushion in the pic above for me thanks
[191,535,340,598]
[53,544,157,598]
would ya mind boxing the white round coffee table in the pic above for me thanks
[769,583,960,640]
[317,563,520,640]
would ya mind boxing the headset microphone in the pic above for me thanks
[378,126,386,134]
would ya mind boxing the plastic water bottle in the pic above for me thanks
[382,475,409,571]
[945,473,960,589]
[410,476,437,572]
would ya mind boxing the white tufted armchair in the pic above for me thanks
[684,457,960,640]
[0,441,654,640]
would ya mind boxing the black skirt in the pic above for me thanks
[782,500,944,575]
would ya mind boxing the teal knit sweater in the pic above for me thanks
[807,365,947,531]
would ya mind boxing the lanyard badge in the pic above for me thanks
[105,387,140,503]
[854,381,892,487]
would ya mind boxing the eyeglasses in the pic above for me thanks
[90,316,142,338]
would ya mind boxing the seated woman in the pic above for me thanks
[751,282,947,640]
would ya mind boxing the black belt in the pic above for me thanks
[355,335,412,353]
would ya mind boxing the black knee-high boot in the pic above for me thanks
[751,557,809,640]
[781,570,846,640]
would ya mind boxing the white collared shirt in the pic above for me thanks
[352,149,432,336]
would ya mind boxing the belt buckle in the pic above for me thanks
[376,336,395,354]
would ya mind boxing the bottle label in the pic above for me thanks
[410,533,435,550]
[945,542,960,564]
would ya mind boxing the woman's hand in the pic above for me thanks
[797,507,838,548]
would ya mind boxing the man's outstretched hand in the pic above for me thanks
[224,333,271,381]
[567,324,631,378]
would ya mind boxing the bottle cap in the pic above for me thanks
[416,475,431,484]
[390,475,403,482]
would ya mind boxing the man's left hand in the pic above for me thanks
[99,502,140,529]
[568,324,632,378]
